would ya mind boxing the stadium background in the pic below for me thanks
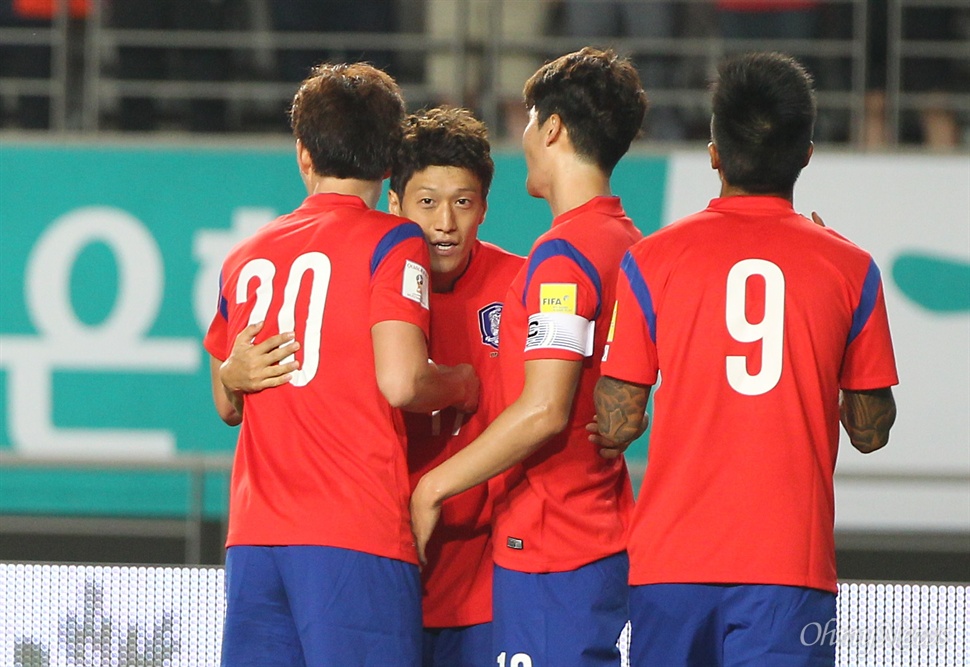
[0,1,967,665]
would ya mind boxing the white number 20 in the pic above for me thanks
[236,252,332,387]
[725,259,785,396]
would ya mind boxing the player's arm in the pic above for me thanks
[372,320,479,413]
[410,357,582,563]
[590,375,652,459]
[209,355,242,426]
[840,387,896,453]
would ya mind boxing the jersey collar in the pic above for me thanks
[300,192,370,212]
[707,196,796,214]
[552,195,625,227]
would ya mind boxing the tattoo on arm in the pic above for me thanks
[840,387,896,454]
[594,376,651,445]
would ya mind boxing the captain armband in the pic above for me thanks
[525,312,595,357]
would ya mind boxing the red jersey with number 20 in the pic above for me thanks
[602,196,898,593]
[406,241,524,628]
[203,193,432,565]
[493,196,641,573]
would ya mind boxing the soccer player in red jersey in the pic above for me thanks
[203,63,478,667]
[594,52,898,666]
[216,105,523,667]
[410,48,648,666]
[389,107,524,667]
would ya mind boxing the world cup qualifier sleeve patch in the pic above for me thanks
[478,302,503,349]
[402,259,430,309]
[539,283,577,314]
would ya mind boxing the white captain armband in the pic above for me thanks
[525,312,595,357]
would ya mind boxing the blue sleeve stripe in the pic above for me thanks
[523,239,603,319]
[848,258,881,346]
[620,251,657,344]
[218,270,228,320]
[371,223,425,275]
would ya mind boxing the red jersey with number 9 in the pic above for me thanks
[203,193,432,565]
[602,196,898,593]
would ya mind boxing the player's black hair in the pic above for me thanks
[523,47,647,175]
[289,62,405,181]
[390,106,494,198]
[710,52,816,194]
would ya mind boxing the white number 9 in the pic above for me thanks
[725,259,785,396]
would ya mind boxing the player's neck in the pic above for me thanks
[720,181,794,203]
[306,176,384,209]
[545,159,612,218]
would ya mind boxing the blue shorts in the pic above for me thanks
[422,623,492,667]
[492,552,629,667]
[629,583,837,667]
[221,545,422,667]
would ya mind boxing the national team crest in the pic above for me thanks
[478,302,503,349]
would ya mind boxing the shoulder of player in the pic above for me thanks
[358,210,426,250]
[453,242,521,296]
[767,213,878,268]
[475,241,526,269]
[810,222,871,257]
[363,208,419,231]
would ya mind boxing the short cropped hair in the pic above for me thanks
[390,106,494,198]
[289,62,405,181]
[711,52,817,194]
[523,47,647,174]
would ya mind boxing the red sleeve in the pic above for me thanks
[521,247,599,362]
[840,267,899,390]
[600,250,658,385]
[369,223,432,339]
[202,269,230,361]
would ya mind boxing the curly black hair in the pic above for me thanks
[390,106,494,199]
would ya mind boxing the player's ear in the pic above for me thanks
[296,139,314,177]
[545,113,563,146]
[387,189,402,216]
[804,141,814,167]
[708,142,720,170]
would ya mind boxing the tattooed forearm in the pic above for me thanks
[594,376,651,445]
[840,387,896,453]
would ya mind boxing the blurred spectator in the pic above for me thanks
[716,0,820,42]
[900,5,963,148]
[557,0,687,141]
[268,0,398,85]
[425,0,548,139]
[864,2,964,149]
[108,0,240,132]
[0,0,88,129]
[863,0,889,148]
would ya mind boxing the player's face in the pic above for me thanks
[390,165,486,292]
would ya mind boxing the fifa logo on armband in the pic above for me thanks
[506,537,524,550]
